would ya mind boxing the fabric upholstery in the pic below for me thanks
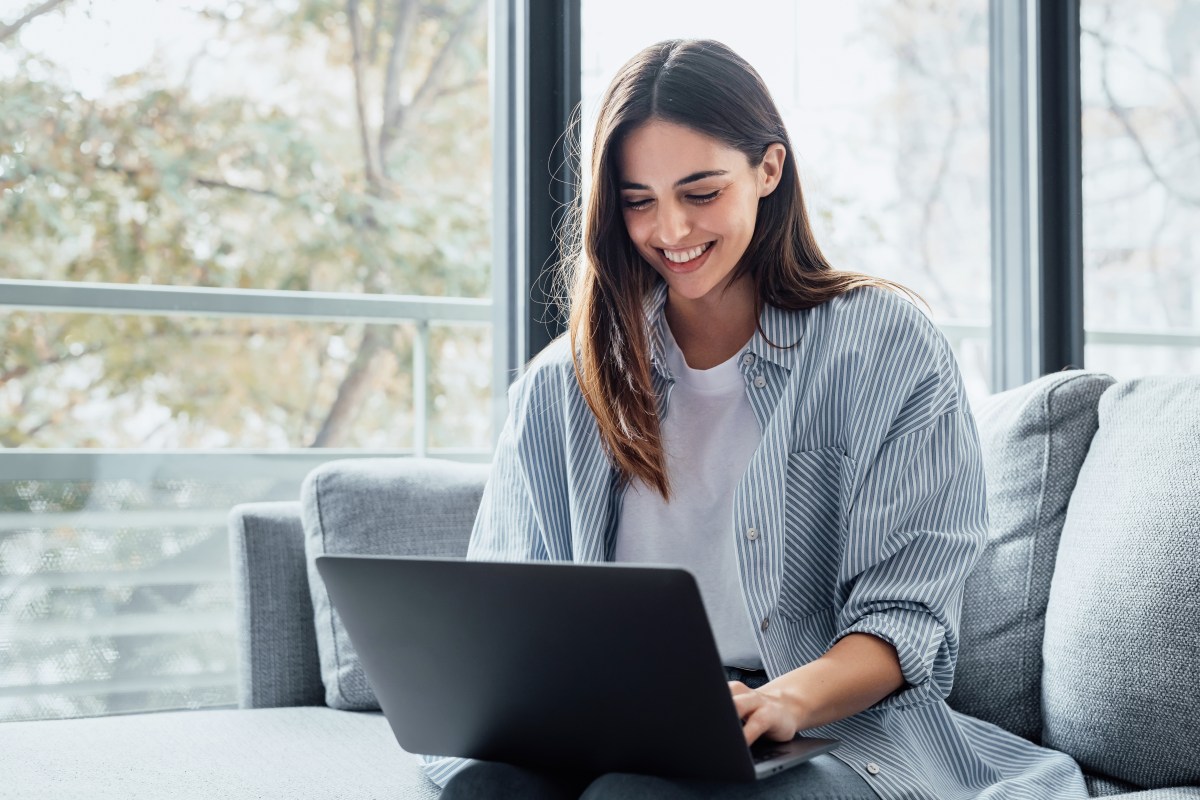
[302,457,489,710]
[948,370,1113,742]
[228,500,325,709]
[1084,772,1200,798]
[1042,377,1200,789]
[0,706,440,800]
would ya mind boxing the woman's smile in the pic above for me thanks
[658,241,715,273]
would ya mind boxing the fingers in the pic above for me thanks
[727,680,752,696]
[733,690,795,746]
[741,711,770,746]
[731,690,764,744]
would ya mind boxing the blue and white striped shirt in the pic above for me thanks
[421,282,1088,799]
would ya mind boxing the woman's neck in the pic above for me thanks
[664,278,758,370]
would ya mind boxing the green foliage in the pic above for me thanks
[0,0,491,449]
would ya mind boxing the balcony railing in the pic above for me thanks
[2,279,1195,722]
[0,278,491,720]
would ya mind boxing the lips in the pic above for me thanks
[657,241,715,274]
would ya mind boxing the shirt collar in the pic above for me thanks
[641,279,807,377]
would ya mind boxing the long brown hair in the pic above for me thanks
[562,39,920,499]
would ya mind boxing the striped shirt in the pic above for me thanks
[420,282,1089,799]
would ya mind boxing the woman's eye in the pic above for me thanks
[688,190,720,204]
[623,198,652,210]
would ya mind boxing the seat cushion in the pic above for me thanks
[1042,377,1200,788]
[0,707,439,799]
[302,458,489,710]
[947,370,1113,741]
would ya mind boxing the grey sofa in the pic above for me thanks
[2,370,1197,799]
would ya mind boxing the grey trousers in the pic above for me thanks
[439,667,879,800]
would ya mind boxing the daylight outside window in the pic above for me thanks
[1080,0,1200,375]
[0,0,491,722]
[582,0,993,404]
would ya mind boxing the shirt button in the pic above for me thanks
[760,616,770,631]
[741,352,756,367]
[746,527,759,541]
[866,762,881,775]
[753,374,767,388]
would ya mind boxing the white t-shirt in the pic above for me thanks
[613,322,764,669]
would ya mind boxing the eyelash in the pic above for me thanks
[623,190,721,210]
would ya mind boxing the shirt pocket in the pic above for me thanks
[779,447,852,619]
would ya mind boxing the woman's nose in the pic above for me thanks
[655,202,691,245]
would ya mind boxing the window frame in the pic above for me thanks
[508,0,1091,396]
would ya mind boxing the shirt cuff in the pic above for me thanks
[830,607,947,709]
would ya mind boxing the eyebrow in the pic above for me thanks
[619,170,729,191]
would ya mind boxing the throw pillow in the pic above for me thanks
[1042,376,1200,788]
[947,369,1113,742]
[302,457,489,711]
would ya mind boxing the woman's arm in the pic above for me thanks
[732,633,904,744]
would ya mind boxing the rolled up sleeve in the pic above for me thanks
[830,408,988,710]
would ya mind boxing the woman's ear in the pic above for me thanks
[757,143,787,198]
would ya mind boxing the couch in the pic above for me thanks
[1,370,1197,799]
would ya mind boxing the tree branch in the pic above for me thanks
[380,0,483,161]
[348,0,385,192]
[380,0,416,149]
[1093,28,1200,207]
[0,0,68,44]
[0,343,106,387]
[309,324,389,447]
[1082,26,1200,146]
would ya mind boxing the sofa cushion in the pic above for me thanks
[302,458,489,711]
[1042,377,1200,789]
[947,370,1114,741]
[0,707,439,799]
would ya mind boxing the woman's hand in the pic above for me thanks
[729,680,808,746]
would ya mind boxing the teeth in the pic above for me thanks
[662,242,711,263]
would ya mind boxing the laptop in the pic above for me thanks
[314,554,840,783]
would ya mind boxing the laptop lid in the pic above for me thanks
[315,555,838,782]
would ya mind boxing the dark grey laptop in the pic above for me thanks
[314,555,840,783]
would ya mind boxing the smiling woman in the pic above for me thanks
[423,38,1092,800]
[564,39,913,498]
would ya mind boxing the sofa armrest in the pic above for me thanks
[228,501,325,709]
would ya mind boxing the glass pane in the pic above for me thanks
[1080,0,1200,377]
[1,309,491,451]
[1,468,282,722]
[0,0,490,298]
[581,0,992,402]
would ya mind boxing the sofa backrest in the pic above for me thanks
[227,459,489,710]
[948,370,1113,740]
[1041,377,1200,789]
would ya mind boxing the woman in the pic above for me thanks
[422,39,1088,799]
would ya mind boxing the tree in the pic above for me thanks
[1,0,491,451]
[0,0,491,722]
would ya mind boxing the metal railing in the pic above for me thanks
[2,280,1196,720]
[0,278,492,459]
[0,278,493,718]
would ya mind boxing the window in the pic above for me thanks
[1080,0,1200,376]
[0,0,490,721]
[581,0,993,403]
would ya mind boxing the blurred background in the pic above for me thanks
[0,0,1196,723]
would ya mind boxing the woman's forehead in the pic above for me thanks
[617,120,748,186]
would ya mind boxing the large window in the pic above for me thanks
[0,0,490,721]
[581,0,993,403]
[1080,0,1200,375]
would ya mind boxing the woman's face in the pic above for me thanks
[617,119,784,305]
